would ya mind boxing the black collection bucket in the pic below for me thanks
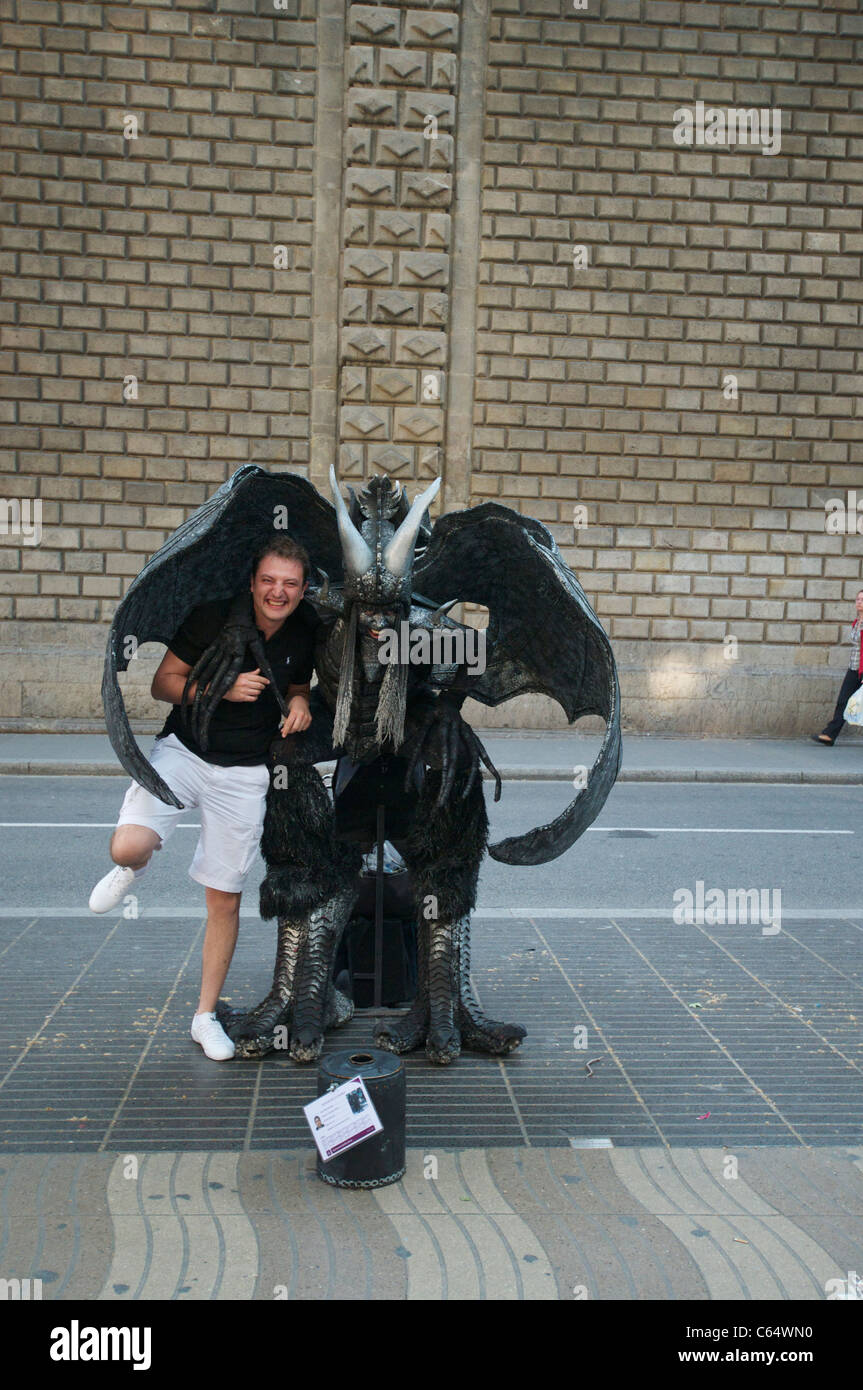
[315,1047,406,1189]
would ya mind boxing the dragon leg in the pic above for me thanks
[221,763,360,1062]
[220,914,304,1059]
[375,761,523,1064]
[453,914,525,1055]
[288,885,356,1063]
[374,917,430,1055]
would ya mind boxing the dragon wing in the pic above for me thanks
[102,465,341,807]
[412,502,621,865]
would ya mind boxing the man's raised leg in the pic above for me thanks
[89,825,161,914]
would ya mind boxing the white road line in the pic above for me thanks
[590,828,854,835]
[0,823,853,834]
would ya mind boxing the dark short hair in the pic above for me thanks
[252,536,310,584]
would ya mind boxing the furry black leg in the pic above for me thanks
[376,761,524,1064]
[224,764,360,1060]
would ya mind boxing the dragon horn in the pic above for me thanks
[383,476,441,580]
[329,465,373,578]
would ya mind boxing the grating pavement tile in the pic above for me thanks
[1,913,862,1152]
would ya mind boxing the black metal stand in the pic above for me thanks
[348,802,387,1010]
[373,802,385,1009]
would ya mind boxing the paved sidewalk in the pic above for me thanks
[2,1145,861,1300]
[2,729,863,781]
[3,732,863,1302]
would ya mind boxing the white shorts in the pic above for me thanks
[116,734,270,893]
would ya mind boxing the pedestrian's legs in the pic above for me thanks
[821,669,862,742]
[198,887,242,1014]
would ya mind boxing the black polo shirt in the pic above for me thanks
[158,598,319,766]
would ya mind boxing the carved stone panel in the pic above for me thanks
[341,404,391,439]
[344,248,394,284]
[349,7,401,44]
[347,87,398,124]
[404,11,459,49]
[372,289,420,324]
[371,367,416,402]
[395,329,446,365]
[338,0,464,486]
[373,210,421,245]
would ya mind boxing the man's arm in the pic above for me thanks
[281,682,312,734]
[151,650,269,705]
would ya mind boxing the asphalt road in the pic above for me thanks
[1,773,861,918]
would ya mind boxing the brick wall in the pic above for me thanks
[1,0,862,734]
[0,0,316,615]
[469,0,863,733]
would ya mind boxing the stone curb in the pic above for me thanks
[2,760,862,785]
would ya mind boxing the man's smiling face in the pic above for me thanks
[250,555,307,630]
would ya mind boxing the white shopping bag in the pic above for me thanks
[844,685,863,725]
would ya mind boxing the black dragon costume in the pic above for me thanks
[103,465,621,1065]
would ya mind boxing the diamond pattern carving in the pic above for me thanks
[340,3,463,483]
[373,289,417,321]
[404,12,459,46]
[345,249,392,282]
[382,51,426,83]
[404,94,455,129]
[343,406,387,437]
[346,168,396,201]
[398,331,445,362]
[344,327,390,358]
[379,132,423,164]
[375,210,420,243]
[373,369,414,400]
[397,409,441,440]
[348,88,397,122]
[403,172,452,206]
[369,444,412,474]
[351,7,399,40]
[400,251,448,284]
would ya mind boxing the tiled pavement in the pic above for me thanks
[2,910,862,1299]
[2,1146,862,1301]
[2,912,862,1151]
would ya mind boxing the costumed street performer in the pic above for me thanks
[100,465,621,1065]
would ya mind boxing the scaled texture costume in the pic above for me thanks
[104,465,621,1064]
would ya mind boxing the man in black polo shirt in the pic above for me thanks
[88,537,318,1061]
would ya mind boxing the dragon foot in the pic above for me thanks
[374,1000,429,1056]
[458,1004,525,1056]
[374,1004,461,1065]
[324,982,355,1030]
[216,1000,284,1059]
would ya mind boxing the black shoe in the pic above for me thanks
[811,734,834,746]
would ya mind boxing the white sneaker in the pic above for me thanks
[88,864,140,914]
[191,1012,235,1061]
